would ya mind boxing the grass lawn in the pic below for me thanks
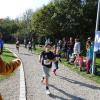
[0,49,16,81]
[1,49,16,62]
[32,46,44,54]
[33,47,100,84]
[61,58,100,84]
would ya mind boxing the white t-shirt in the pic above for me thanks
[73,42,80,54]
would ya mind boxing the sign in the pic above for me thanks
[94,31,100,52]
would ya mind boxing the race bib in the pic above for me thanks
[44,59,51,65]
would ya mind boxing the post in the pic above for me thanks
[92,0,100,74]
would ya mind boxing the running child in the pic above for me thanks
[39,44,55,95]
[53,47,61,75]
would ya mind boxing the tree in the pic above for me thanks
[22,9,33,32]
[14,9,33,41]
[31,0,97,40]
[0,18,20,42]
[31,0,83,38]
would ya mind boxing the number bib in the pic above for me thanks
[44,59,51,65]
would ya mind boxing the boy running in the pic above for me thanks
[39,44,55,95]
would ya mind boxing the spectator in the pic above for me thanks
[87,37,94,47]
[0,33,4,55]
[86,41,93,74]
[73,38,80,55]
[57,40,62,52]
[62,38,68,58]
[67,37,74,61]
[74,53,84,71]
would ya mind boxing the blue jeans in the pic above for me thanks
[67,49,73,61]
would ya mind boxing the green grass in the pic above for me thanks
[32,47,44,54]
[1,49,16,62]
[33,47,100,84]
[61,58,100,84]
[96,58,100,65]
[0,49,16,81]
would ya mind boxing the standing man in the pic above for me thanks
[67,37,74,61]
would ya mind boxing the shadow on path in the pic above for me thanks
[57,75,100,90]
[49,84,85,100]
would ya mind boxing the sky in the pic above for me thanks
[0,0,50,19]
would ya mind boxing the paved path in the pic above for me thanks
[1,44,100,100]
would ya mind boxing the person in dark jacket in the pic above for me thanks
[39,44,55,95]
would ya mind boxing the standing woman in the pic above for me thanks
[86,41,93,74]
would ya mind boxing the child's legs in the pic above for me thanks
[79,60,83,70]
[16,46,19,52]
[67,50,70,61]
[64,50,67,58]
[86,59,92,73]
[55,61,59,69]
[69,50,73,57]
[42,66,51,86]
[45,77,49,87]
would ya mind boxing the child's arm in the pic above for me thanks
[74,57,78,64]
[39,52,43,63]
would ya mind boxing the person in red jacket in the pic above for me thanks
[74,53,84,71]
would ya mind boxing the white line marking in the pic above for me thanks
[6,48,26,100]
[19,62,26,100]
